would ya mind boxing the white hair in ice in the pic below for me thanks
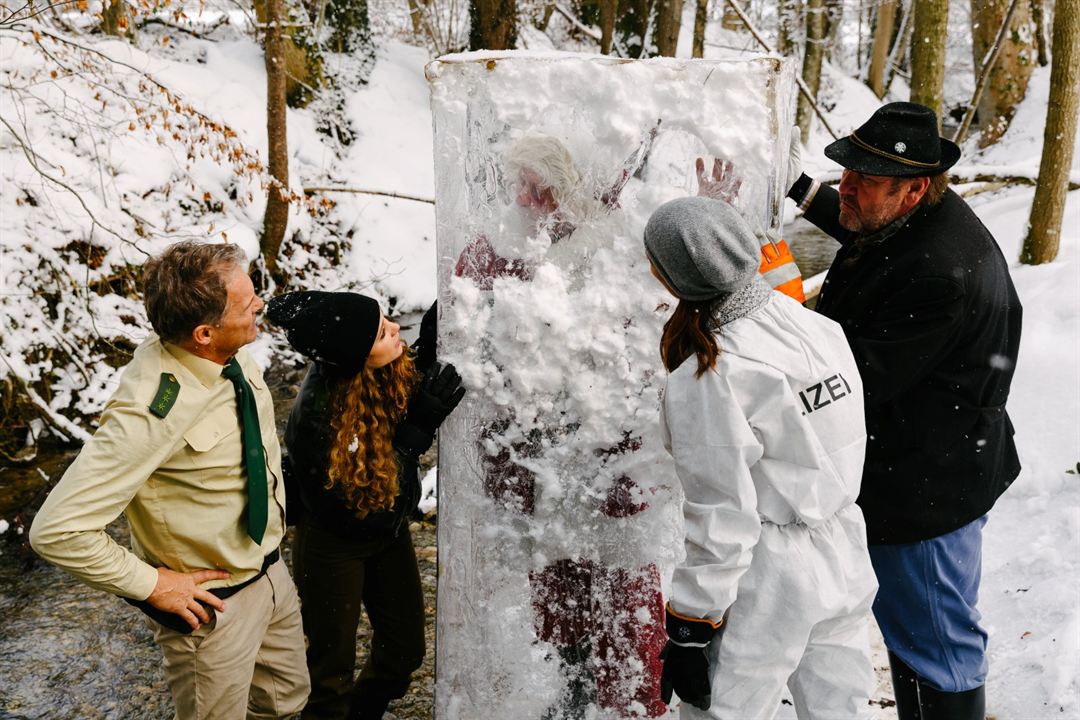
[505,134,596,221]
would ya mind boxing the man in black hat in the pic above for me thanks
[785,102,1022,719]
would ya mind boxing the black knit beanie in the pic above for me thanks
[266,291,381,376]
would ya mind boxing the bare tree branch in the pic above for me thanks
[551,2,601,42]
[136,14,229,38]
[303,186,436,204]
[0,112,148,254]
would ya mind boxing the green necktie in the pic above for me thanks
[223,358,268,545]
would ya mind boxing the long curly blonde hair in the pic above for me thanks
[325,351,418,518]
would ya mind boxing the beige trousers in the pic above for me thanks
[151,558,311,720]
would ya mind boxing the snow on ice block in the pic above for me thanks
[427,51,795,719]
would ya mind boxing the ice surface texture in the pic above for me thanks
[428,51,795,719]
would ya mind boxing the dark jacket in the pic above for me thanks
[283,361,424,540]
[801,184,1022,544]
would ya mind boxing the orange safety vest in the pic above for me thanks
[758,234,805,303]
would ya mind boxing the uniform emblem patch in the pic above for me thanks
[149,373,180,418]
[894,141,907,153]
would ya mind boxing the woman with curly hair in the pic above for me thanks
[267,291,464,720]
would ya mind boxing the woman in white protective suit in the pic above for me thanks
[643,196,878,719]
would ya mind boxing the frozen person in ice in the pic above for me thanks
[644,196,878,719]
[455,133,607,289]
[267,292,464,720]
[786,102,1022,720]
[454,132,670,719]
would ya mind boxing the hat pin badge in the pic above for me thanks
[894,141,907,154]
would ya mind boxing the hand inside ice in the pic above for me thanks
[695,157,742,204]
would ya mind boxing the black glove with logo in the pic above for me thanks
[393,360,466,458]
[659,602,726,711]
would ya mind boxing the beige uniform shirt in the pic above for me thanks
[30,335,286,601]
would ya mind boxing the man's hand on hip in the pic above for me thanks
[146,567,230,630]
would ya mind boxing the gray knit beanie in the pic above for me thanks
[643,196,760,301]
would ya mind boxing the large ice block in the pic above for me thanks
[427,51,795,719]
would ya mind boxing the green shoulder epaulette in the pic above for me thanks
[149,372,181,418]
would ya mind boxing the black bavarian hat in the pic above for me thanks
[824,102,961,177]
[266,291,381,376]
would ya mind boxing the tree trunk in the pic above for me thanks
[469,0,518,49]
[867,0,897,97]
[262,0,289,278]
[971,0,1035,147]
[1031,0,1051,66]
[909,0,948,122]
[856,0,867,72]
[100,0,135,40]
[253,0,323,107]
[693,0,708,57]
[653,0,684,56]
[823,0,844,61]
[1021,0,1079,265]
[776,0,800,56]
[796,0,827,144]
[721,0,741,30]
[884,0,914,92]
[538,3,554,32]
[406,0,424,35]
[600,0,618,53]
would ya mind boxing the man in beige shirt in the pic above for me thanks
[31,241,310,719]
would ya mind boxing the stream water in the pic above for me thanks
[0,222,838,719]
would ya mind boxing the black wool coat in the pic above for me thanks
[803,185,1022,544]
[281,302,438,539]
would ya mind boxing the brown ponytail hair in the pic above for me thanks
[325,351,418,518]
[660,299,720,377]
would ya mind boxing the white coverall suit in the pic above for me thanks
[661,293,878,720]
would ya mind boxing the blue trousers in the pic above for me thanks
[868,515,989,693]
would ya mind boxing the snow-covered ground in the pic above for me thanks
[1,3,1078,717]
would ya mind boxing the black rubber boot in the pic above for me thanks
[888,651,922,720]
[918,682,986,720]
[346,687,395,720]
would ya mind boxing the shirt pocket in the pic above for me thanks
[184,406,239,453]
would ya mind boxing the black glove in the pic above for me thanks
[393,360,466,457]
[415,301,438,374]
[659,603,725,711]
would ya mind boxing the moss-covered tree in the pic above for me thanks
[909,0,948,120]
[1022,0,1080,265]
[972,0,1036,147]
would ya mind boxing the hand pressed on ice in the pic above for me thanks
[146,567,229,630]
[415,300,438,373]
[406,361,467,436]
[695,157,742,204]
